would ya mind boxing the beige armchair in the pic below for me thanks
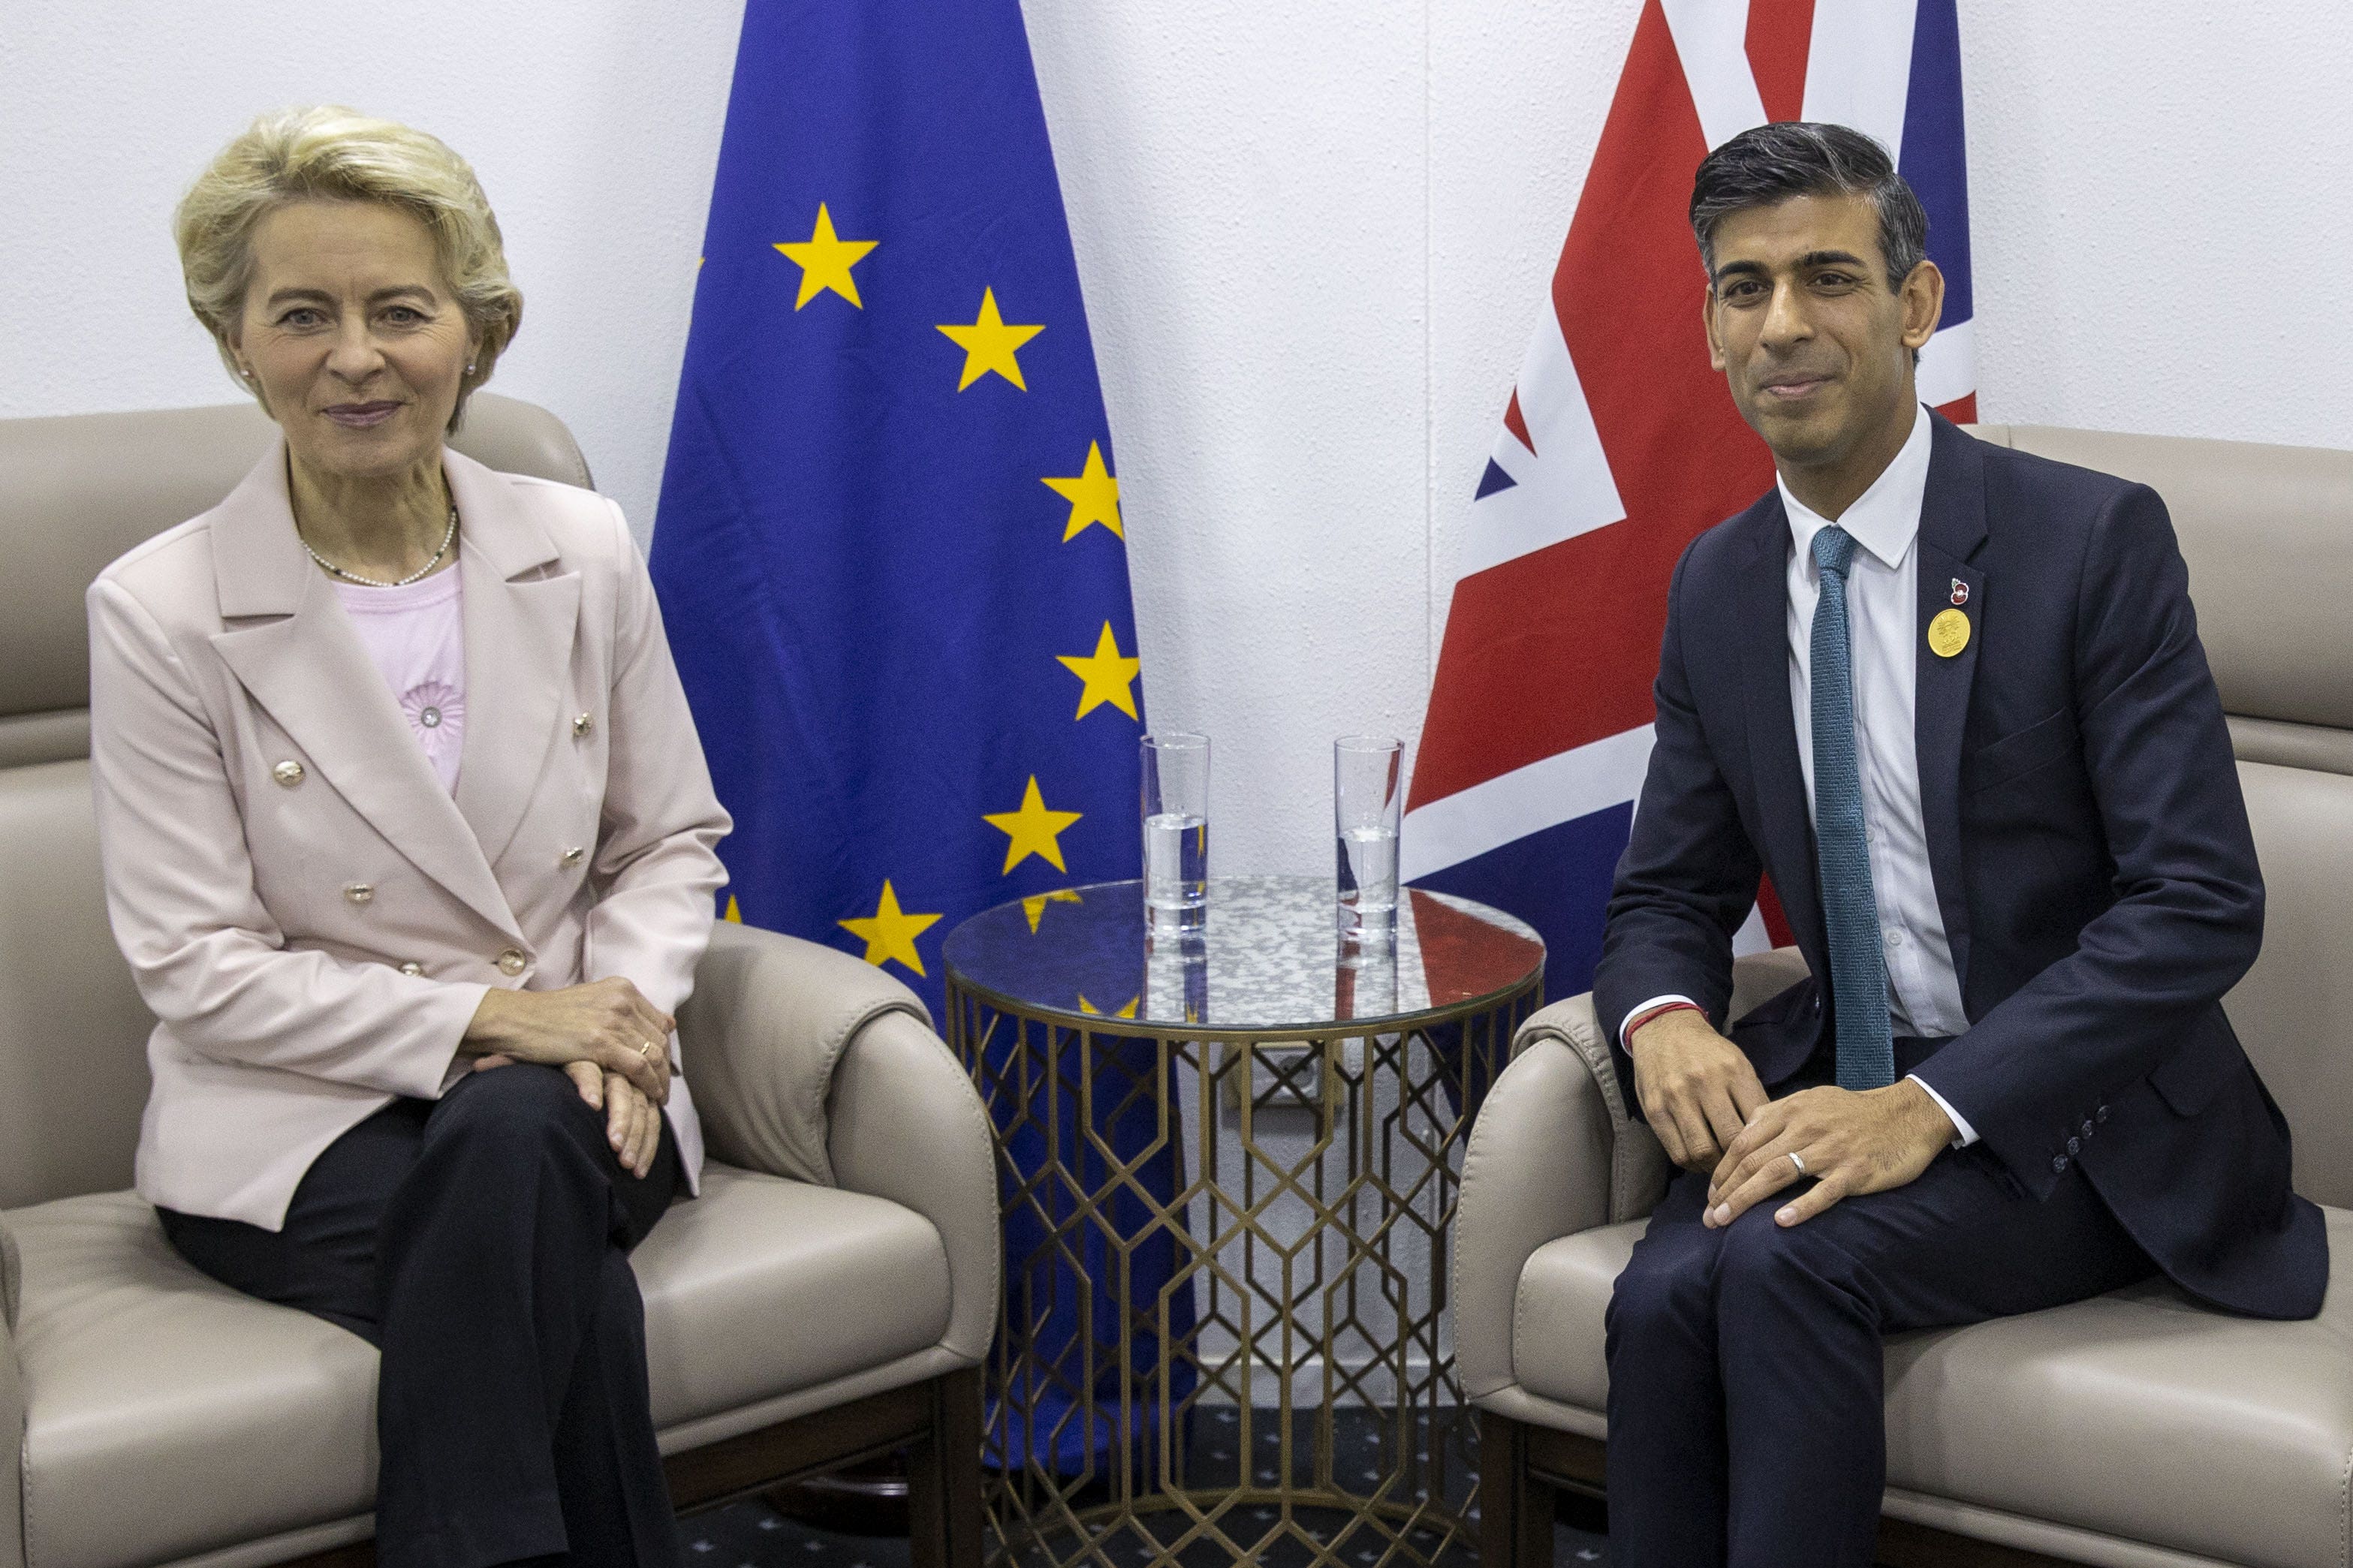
[1457,425,2353,1568]
[0,397,999,1568]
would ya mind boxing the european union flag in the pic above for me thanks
[650,0,1191,1475]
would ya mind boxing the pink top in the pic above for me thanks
[335,566,465,793]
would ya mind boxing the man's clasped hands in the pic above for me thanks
[1628,1007,1960,1229]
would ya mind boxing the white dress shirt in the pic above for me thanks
[1626,403,1978,1144]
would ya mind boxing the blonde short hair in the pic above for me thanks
[174,106,523,430]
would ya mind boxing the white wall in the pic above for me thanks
[8,1,2351,879]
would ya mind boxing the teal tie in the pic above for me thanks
[1809,525,1896,1090]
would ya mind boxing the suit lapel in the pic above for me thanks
[1914,416,1988,993]
[206,445,521,937]
[445,452,580,873]
[1731,489,1825,954]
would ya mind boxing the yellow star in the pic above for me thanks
[936,287,1043,390]
[773,204,878,309]
[1056,622,1143,721]
[1078,995,1139,1019]
[1042,441,1122,540]
[722,895,743,923]
[1020,888,1085,932]
[983,776,1083,874]
[838,880,941,976]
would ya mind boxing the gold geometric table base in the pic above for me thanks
[947,974,1541,1568]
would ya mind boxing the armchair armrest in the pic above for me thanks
[1454,948,1812,1403]
[827,1011,1002,1365]
[1456,997,1656,1402]
[1510,993,1673,1226]
[676,921,929,1187]
[675,922,1000,1365]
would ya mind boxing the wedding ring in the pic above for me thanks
[639,1040,660,1061]
[1787,1151,1808,1176]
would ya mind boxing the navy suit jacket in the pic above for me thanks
[1595,414,2325,1320]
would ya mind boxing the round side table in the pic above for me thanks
[943,875,1543,1568]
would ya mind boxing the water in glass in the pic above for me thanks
[1145,811,1207,916]
[1336,822,1399,919]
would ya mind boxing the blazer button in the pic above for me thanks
[2052,1154,2069,1174]
[560,846,586,868]
[572,712,594,738]
[2096,1104,2110,1122]
[2066,1136,2080,1155]
[497,948,527,976]
[272,760,306,787]
[398,961,425,977]
[343,883,374,905]
[2081,1118,2095,1137]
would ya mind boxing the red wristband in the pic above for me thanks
[1625,1001,1704,1041]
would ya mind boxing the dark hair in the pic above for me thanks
[1689,122,1927,291]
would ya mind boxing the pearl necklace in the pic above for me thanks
[301,502,459,588]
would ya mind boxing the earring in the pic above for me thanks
[465,362,477,374]
[239,366,254,380]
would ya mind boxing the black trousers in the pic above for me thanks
[161,1064,683,1568]
[1603,1130,2153,1568]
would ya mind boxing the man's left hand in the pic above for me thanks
[1705,1079,1955,1229]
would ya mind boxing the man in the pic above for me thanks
[1593,121,2326,1567]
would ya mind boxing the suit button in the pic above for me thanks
[560,846,586,868]
[343,883,373,905]
[572,712,594,738]
[2081,1118,2095,1137]
[497,948,527,976]
[2066,1136,2080,1155]
[2097,1104,2110,1122]
[2052,1155,2069,1174]
[273,760,306,787]
[398,961,424,977]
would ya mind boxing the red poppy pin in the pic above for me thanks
[1950,579,1969,606]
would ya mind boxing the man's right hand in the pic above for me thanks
[465,977,673,1105]
[1628,1007,1769,1172]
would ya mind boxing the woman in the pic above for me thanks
[88,106,729,1568]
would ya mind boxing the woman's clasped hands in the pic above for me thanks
[465,977,673,1177]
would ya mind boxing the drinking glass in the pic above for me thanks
[1141,733,1209,932]
[1334,735,1402,933]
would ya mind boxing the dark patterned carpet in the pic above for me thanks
[674,1404,1613,1566]
[675,1497,1610,1567]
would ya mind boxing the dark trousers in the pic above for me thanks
[1603,1133,2153,1568]
[161,1064,683,1568]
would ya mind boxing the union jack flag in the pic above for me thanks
[1403,0,1977,1001]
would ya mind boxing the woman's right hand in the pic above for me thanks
[464,977,673,1104]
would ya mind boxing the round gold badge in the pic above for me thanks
[1928,607,1971,658]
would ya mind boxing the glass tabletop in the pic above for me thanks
[942,874,1544,1034]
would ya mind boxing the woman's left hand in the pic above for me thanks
[471,1055,664,1176]
[562,1060,664,1178]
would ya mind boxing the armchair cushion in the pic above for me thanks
[9,1166,953,1568]
[679,921,929,1188]
[9,1191,378,1568]
[1508,1208,2353,1568]
[637,1163,951,1429]
[1512,1220,1646,1413]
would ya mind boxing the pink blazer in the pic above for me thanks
[88,442,731,1229]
